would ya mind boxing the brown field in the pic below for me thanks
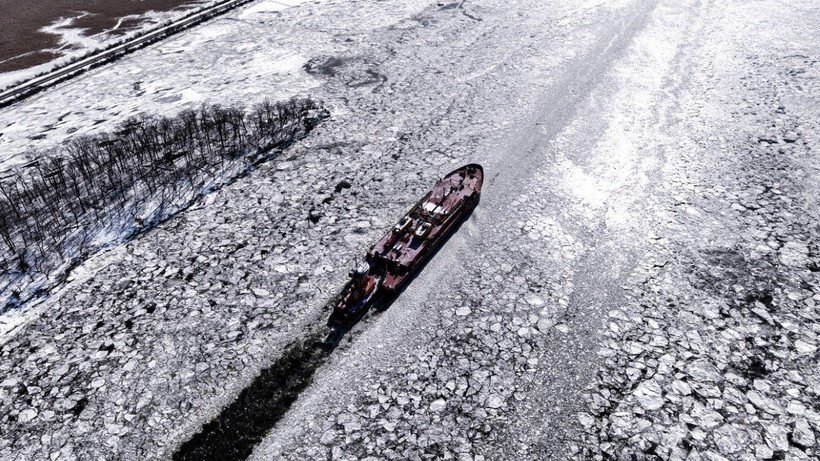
[0,0,201,73]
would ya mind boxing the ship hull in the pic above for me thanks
[320,164,483,347]
[381,192,479,295]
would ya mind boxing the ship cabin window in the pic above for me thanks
[414,222,432,238]
[394,216,412,233]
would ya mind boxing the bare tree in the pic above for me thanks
[0,97,326,311]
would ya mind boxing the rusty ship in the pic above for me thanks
[320,164,483,347]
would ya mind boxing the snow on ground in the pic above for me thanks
[0,0,338,169]
[241,0,313,17]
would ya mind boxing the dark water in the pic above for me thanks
[0,0,201,73]
[174,332,330,461]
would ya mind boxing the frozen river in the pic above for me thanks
[0,0,818,460]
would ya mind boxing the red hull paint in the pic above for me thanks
[368,163,483,291]
[327,164,483,330]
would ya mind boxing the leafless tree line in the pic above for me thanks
[0,97,324,309]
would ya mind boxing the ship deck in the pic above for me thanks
[369,165,482,272]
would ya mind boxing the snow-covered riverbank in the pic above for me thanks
[0,0,327,166]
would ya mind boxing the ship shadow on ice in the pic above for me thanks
[173,210,479,461]
[171,213,480,460]
[175,165,483,459]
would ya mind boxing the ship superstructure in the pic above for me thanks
[321,164,483,346]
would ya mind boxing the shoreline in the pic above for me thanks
[0,0,207,86]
